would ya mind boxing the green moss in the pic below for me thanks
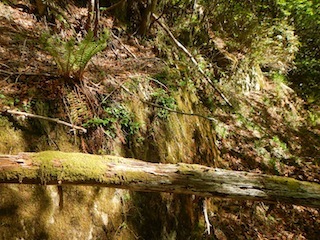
[116,170,149,183]
[177,163,196,172]
[29,151,153,185]
[0,117,26,154]
[265,175,302,191]
[33,151,111,183]
[0,167,37,182]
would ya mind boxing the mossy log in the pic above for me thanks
[0,151,319,208]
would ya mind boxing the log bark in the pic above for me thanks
[0,151,319,208]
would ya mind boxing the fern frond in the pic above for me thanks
[75,30,109,78]
[41,29,110,82]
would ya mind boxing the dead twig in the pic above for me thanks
[203,198,212,235]
[151,13,233,108]
[3,109,87,133]
[118,83,218,122]
[0,69,60,78]
[111,32,137,59]
[142,101,217,122]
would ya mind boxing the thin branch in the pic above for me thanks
[203,198,212,235]
[142,100,217,122]
[118,83,217,122]
[151,14,233,108]
[128,75,168,90]
[3,109,87,133]
[146,77,169,90]
[111,32,137,59]
[0,69,59,78]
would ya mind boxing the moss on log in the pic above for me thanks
[0,151,319,208]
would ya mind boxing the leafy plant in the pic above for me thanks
[83,117,116,137]
[215,122,230,139]
[277,0,320,103]
[271,72,287,84]
[105,106,140,137]
[270,136,291,160]
[41,30,109,82]
[83,105,140,140]
[308,110,320,127]
[272,136,288,151]
[83,117,114,128]
[150,89,177,119]
[269,158,280,175]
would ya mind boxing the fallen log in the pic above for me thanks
[0,151,319,208]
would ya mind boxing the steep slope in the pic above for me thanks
[0,1,319,239]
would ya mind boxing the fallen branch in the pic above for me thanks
[111,32,137,59]
[0,69,59,78]
[151,14,233,108]
[142,100,217,122]
[0,151,319,208]
[3,109,87,133]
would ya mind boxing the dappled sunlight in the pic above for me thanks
[0,0,319,239]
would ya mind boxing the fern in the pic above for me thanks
[41,29,109,82]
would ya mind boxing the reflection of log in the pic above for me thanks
[0,151,319,208]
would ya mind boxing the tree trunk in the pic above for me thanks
[126,0,157,36]
[86,0,100,37]
[138,0,158,36]
[0,151,319,208]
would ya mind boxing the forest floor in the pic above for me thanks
[0,1,319,239]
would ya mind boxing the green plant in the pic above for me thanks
[272,136,287,151]
[83,105,140,140]
[105,106,140,137]
[276,0,320,102]
[272,72,287,84]
[22,100,33,112]
[270,136,291,160]
[269,158,280,175]
[150,89,177,119]
[308,110,320,126]
[83,117,114,128]
[41,30,109,82]
[0,93,18,107]
[215,122,229,139]
[83,117,115,137]
[271,72,290,97]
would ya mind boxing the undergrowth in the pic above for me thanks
[0,1,319,239]
[83,104,140,142]
[150,89,177,119]
[40,30,109,83]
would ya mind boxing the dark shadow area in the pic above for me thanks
[127,192,206,240]
[0,185,52,239]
